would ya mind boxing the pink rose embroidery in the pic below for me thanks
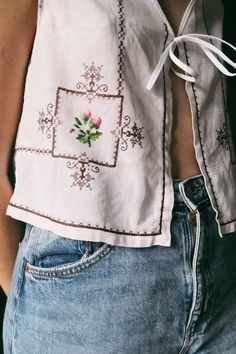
[69,110,103,147]
[92,117,102,128]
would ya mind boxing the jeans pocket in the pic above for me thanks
[23,224,114,279]
[2,252,27,354]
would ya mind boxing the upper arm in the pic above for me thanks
[0,0,38,54]
[0,0,38,178]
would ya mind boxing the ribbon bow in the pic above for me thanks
[146,33,236,90]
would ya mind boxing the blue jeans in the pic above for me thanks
[3,175,236,353]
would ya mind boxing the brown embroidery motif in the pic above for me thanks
[38,103,63,139]
[67,153,99,190]
[76,62,108,103]
[216,122,230,151]
[111,115,144,151]
[38,103,53,139]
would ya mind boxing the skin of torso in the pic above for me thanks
[158,0,202,179]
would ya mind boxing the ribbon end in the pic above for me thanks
[146,83,153,90]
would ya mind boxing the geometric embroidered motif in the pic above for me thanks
[53,84,122,165]
[76,62,108,103]
[111,115,144,151]
[38,103,62,139]
[37,88,145,191]
[66,152,99,190]
[216,122,230,151]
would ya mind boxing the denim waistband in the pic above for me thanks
[173,174,210,208]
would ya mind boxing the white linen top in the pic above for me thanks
[5,0,236,247]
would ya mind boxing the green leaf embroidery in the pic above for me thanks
[69,111,103,147]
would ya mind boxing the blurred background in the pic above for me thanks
[0,288,6,352]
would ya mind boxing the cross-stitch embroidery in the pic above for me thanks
[76,62,108,103]
[38,103,54,138]
[112,115,144,151]
[216,122,230,151]
[66,153,100,190]
[38,103,62,139]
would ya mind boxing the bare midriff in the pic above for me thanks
[158,0,202,180]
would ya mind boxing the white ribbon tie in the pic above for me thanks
[146,33,236,90]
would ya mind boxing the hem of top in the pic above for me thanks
[221,221,236,236]
[5,204,171,248]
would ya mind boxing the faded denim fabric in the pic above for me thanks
[3,175,236,353]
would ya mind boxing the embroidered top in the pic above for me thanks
[5,0,236,247]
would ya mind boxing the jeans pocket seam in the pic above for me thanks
[24,244,115,279]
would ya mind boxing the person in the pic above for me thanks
[1,0,236,353]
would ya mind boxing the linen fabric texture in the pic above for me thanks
[5,0,236,247]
